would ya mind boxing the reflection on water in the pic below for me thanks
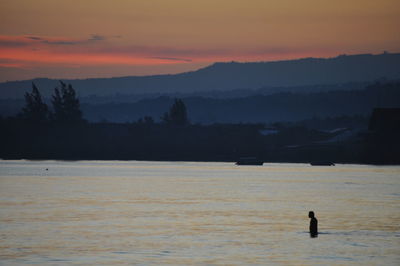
[0,160,399,265]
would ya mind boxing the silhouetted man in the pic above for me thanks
[308,211,318,237]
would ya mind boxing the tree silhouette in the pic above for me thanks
[162,98,189,126]
[138,116,154,124]
[52,85,63,121]
[20,83,49,123]
[52,81,83,123]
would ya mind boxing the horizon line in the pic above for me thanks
[1,51,397,83]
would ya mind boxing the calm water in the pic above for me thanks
[0,160,399,265]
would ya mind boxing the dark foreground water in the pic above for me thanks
[0,160,399,265]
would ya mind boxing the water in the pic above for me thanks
[0,160,399,265]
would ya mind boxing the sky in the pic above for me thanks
[0,0,399,82]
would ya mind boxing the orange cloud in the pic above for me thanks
[0,35,202,67]
[0,34,337,71]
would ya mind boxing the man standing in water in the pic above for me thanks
[309,211,318,237]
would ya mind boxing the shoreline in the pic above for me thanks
[1,158,399,166]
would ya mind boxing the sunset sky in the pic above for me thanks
[0,0,399,82]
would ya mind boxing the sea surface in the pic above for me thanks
[0,160,399,265]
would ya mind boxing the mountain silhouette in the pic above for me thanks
[0,52,399,99]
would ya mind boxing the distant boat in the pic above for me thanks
[310,161,335,166]
[236,157,264,165]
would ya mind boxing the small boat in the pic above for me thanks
[310,161,335,166]
[236,157,264,165]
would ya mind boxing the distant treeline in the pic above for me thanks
[1,82,400,124]
[1,114,399,164]
[65,82,400,124]
[1,82,399,164]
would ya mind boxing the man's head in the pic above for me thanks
[309,211,315,218]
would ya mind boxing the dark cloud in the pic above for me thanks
[47,40,80,45]
[92,45,227,58]
[26,36,44,41]
[88,34,106,41]
[26,36,80,45]
[0,37,30,47]
[150,57,192,62]
[0,41,27,47]
[24,35,107,45]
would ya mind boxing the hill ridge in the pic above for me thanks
[0,52,399,99]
